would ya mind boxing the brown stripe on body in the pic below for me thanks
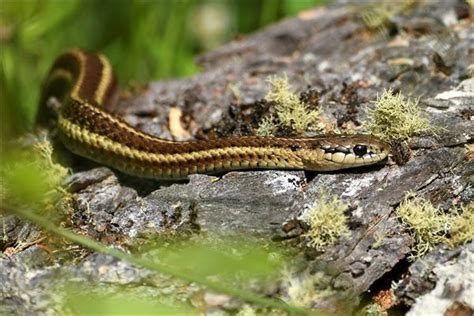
[60,100,312,155]
[36,50,84,127]
[74,52,105,106]
[41,50,83,103]
[61,129,293,179]
[60,96,386,161]
[47,50,82,79]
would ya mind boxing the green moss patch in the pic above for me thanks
[300,191,350,251]
[397,193,473,260]
[363,89,434,141]
[257,75,323,136]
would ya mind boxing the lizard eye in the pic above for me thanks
[353,144,367,156]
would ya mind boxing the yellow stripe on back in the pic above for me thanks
[45,68,73,86]
[94,54,113,105]
[69,49,87,101]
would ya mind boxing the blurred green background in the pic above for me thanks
[0,0,327,141]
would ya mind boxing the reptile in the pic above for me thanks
[37,49,390,179]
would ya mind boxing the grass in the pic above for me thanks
[7,205,315,314]
[0,0,327,141]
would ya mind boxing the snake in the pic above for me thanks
[37,49,390,180]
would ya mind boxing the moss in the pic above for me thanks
[300,191,350,251]
[449,202,474,247]
[371,231,393,250]
[396,193,474,260]
[363,303,386,316]
[256,115,276,137]
[397,193,449,260]
[363,89,434,141]
[468,0,474,9]
[360,0,417,33]
[2,135,70,211]
[32,136,70,187]
[257,75,322,136]
[285,270,336,307]
[236,305,257,316]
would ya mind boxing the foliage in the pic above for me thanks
[285,270,336,307]
[62,234,291,314]
[300,191,350,251]
[66,290,195,315]
[1,136,68,210]
[397,193,473,260]
[359,0,417,33]
[8,206,312,314]
[448,202,474,247]
[257,75,322,136]
[363,89,434,141]
[0,0,327,139]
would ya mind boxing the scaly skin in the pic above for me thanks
[39,49,390,179]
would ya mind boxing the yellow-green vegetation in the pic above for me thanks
[449,202,474,247]
[236,305,257,316]
[149,234,286,283]
[0,0,327,139]
[468,0,474,9]
[257,75,323,136]
[65,289,194,316]
[1,137,69,210]
[300,191,350,251]
[285,270,336,307]
[362,303,385,316]
[64,235,290,315]
[1,137,70,254]
[371,231,393,250]
[360,0,417,33]
[363,89,433,141]
[8,207,310,314]
[397,193,474,260]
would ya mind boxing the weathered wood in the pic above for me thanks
[1,0,472,314]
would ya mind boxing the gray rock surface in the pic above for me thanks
[1,0,473,314]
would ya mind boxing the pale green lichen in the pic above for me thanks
[256,115,276,137]
[257,75,322,136]
[360,0,417,33]
[363,303,386,316]
[33,136,70,187]
[363,89,434,141]
[397,193,450,260]
[300,191,350,251]
[236,305,257,316]
[285,270,336,307]
[468,0,474,9]
[2,135,70,211]
[449,202,474,247]
[397,193,474,260]
[371,231,393,250]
